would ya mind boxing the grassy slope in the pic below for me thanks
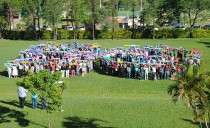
[0,38,210,128]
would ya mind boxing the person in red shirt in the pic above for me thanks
[164,64,169,80]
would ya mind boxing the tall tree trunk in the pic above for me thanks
[47,113,51,128]
[132,4,135,39]
[38,15,41,39]
[196,106,203,128]
[9,6,13,30]
[205,115,209,128]
[53,17,56,41]
[92,18,95,40]
[71,21,76,40]
[66,15,69,25]
[91,1,95,40]
[111,8,115,40]
[33,16,36,31]
[189,27,193,38]
[111,2,117,40]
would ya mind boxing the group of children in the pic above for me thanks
[99,43,201,80]
[5,42,99,78]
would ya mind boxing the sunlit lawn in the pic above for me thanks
[0,38,210,128]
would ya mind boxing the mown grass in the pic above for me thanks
[0,38,210,128]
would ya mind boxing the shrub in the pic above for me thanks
[155,28,172,38]
[142,29,152,38]
[40,30,53,40]
[78,30,92,39]
[172,29,189,38]
[193,29,210,38]
[58,29,69,39]
[24,30,37,40]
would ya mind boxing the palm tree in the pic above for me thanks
[168,62,210,128]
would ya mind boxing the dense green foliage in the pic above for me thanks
[168,62,210,127]
[2,29,210,40]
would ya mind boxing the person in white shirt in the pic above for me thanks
[152,65,157,80]
[7,66,12,78]
[18,86,28,108]
[144,65,149,80]
[12,65,18,78]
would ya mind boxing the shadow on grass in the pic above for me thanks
[62,116,114,128]
[0,105,47,127]
[0,100,32,108]
[181,118,209,127]
[0,105,29,127]
[197,41,210,48]
[0,100,43,110]
[0,70,8,78]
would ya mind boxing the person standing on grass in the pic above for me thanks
[31,92,38,109]
[144,65,149,80]
[61,62,66,78]
[126,64,131,79]
[18,86,28,108]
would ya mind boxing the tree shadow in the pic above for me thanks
[181,118,209,127]
[62,116,115,128]
[197,41,210,48]
[0,105,29,127]
[0,105,47,127]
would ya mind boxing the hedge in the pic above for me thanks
[1,29,210,40]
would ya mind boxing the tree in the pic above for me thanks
[0,0,24,30]
[157,0,210,38]
[86,0,99,40]
[182,0,210,38]
[17,70,67,128]
[65,0,87,39]
[42,0,65,40]
[157,0,184,27]
[144,0,160,39]
[22,0,43,39]
[168,62,210,128]
[121,0,140,38]
[105,0,118,40]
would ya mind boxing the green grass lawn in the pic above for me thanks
[0,38,210,128]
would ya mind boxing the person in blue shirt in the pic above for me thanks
[31,93,38,109]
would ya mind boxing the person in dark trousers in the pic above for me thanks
[41,98,47,110]
[31,92,38,109]
[18,86,28,108]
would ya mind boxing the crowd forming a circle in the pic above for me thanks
[5,42,200,80]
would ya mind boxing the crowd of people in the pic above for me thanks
[5,42,201,81]
[5,42,100,78]
[99,43,201,80]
